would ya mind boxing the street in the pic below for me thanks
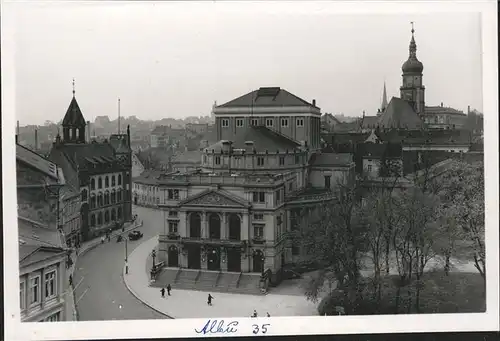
[73,205,167,320]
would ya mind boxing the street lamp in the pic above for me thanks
[124,238,128,274]
[151,249,157,268]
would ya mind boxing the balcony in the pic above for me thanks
[252,236,266,245]
[167,232,180,240]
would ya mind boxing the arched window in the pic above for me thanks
[104,210,110,223]
[117,207,122,219]
[111,208,116,221]
[111,175,116,187]
[105,176,109,188]
[90,194,96,209]
[118,174,122,186]
[91,178,96,190]
[104,191,110,205]
[98,192,103,207]
[90,214,96,227]
[111,190,116,204]
[98,177,102,189]
[117,189,122,202]
[81,189,88,202]
[97,212,103,225]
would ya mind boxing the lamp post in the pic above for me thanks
[151,249,157,268]
[124,238,128,274]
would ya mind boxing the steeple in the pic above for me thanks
[62,78,86,143]
[381,81,388,112]
[402,22,423,74]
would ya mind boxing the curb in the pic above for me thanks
[78,223,141,258]
[122,240,175,319]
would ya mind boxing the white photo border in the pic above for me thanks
[2,1,498,340]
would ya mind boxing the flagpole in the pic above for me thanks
[118,98,121,134]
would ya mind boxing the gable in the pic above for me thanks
[180,190,250,208]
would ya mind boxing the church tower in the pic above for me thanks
[62,79,86,143]
[400,23,425,116]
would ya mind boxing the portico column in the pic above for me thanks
[221,246,228,271]
[201,212,208,239]
[221,213,227,240]
[241,212,249,241]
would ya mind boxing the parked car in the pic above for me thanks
[128,230,143,241]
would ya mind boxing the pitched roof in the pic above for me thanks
[109,134,131,153]
[171,151,202,164]
[361,116,379,129]
[18,217,64,251]
[207,126,301,152]
[62,96,86,127]
[425,106,467,116]
[359,142,402,158]
[378,97,423,129]
[218,87,318,108]
[16,144,59,181]
[310,153,353,167]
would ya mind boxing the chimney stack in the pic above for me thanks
[467,105,470,114]
[441,102,443,107]
[34,129,38,150]
[87,121,91,142]
[312,99,316,107]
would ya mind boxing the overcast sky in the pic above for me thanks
[10,2,482,125]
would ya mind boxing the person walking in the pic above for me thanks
[167,284,172,296]
[252,310,258,317]
[207,294,214,306]
[266,312,270,317]
[69,274,73,287]
[161,287,165,298]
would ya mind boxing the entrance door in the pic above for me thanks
[227,248,241,272]
[253,250,265,273]
[187,245,201,269]
[168,245,179,267]
[207,247,221,271]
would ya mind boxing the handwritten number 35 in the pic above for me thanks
[252,324,270,334]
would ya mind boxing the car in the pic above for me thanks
[128,230,143,241]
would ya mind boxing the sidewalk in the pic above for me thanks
[123,236,319,319]
[66,220,142,321]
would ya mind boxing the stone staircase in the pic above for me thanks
[151,268,263,295]
[174,269,200,289]
[196,271,220,290]
[215,272,241,292]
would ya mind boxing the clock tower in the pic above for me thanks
[400,23,425,116]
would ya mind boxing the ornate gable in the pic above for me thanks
[181,190,249,208]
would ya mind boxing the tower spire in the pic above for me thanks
[72,78,75,97]
[118,98,121,134]
[381,81,388,112]
[409,21,417,58]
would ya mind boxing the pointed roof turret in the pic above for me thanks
[62,79,86,127]
[402,22,424,74]
[381,81,388,112]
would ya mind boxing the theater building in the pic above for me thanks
[134,87,354,293]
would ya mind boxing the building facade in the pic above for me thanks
[49,89,133,241]
[59,185,82,247]
[134,87,355,291]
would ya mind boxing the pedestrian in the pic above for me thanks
[252,310,258,317]
[167,284,172,296]
[69,274,73,287]
[101,236,104,244]
[207,294,213,306]
[266,312,270,317]
[161,287,165,298]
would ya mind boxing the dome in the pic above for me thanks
[402,58,424,73]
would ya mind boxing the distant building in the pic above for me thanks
[422,103,467,130]
[321,113,341,132]
[186,123,209,134]
[131,152,145,178]
[150,125,185,148]
[49,88,133,241]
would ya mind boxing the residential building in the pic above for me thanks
[48,88,133,241]
[132,152,145,178]
[186,123,209,134]
[422,103,467,130]
[133,87,354,293]
[59,185,82,247]
[321,113,341,132]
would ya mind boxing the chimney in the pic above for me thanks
[87,121,91,142]
[34,129,38,150]
[467,105,470,114]
[17,120,20,135]
[441,102,443,107]
[312,99,316,107]
[15,135,18,144]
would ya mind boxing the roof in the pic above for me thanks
[133,169,174,185]
[16,144,59,180]
[179,189,251,208]
[109,134,131,153]
[333,120,362,132]
[360,142,402,158]
[62,96,86,127]
[378,97,423,129]
[424,106,467,116]
[310,153,353,167]
[322,113,341,124]
[207,126,301,152]
[171,151,202,164]
[361,116,379,129]
[218,87,318,109]
[402,132,472,146]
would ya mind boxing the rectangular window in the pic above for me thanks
[30,276,40,305]
[168,189,174,200]
[45,270,57,299]
[236,119,244,127]
[173,189,179,200]
[254,214,264,221]
[292,245,300,255]
[168,222,178,233]
[252,192,265,203]
[367,165,373,172]
[296,118,304,127]
[251,118,259,126]
[281,118,289,127]
[276,190,281,202]
[295,155,300,164]
[254,225,264,238]
[168,211,178,217]
[324,175,331,189]
[221,119,229,127]
[266,118,274,127]
[215,156,221,165]
[46,312,60,322]
[259,192,265,203]
[257,157,265,166]
[20,281,25,310]
[279,156,285,166]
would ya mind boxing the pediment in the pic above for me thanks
[180,190,249,208]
